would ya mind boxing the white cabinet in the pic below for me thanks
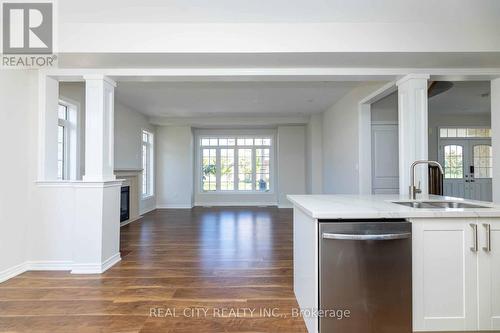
[412,218,478,331]
[412,218,500,332]
[478,219,500,330]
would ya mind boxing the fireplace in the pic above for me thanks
[120,186,130,222]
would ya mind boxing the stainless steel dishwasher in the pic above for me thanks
[319,219,412,333]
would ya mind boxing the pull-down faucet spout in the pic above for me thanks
[409,160,444,200]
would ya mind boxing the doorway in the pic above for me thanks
[438,128,493,201]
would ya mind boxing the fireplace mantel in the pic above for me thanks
[114,169,143,177]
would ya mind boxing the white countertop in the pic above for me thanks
[287,194,500,219]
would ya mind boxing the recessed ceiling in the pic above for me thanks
[116,81,360,118]
[429,81,490,115]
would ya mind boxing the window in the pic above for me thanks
[238,148,253,190]
[440,127,491,138]
[220,149,234,190]
[142,130,154,197]
[202,148,217,191]
[256,148,270,191]
[444,145,464,179]
[199,135,273,193]
[57,103,69,180]
[473,145,493,179]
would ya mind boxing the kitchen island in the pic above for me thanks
[288,194,500,333]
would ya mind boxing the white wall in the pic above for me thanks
[0,71,36,279]
[156,126,194,208]
[306,114,323,194]
[371,92,398,123]
[277,125,306,207]
[114,102,156,214]
[428,112,491,161]
[114,102,154,169]
[322,83,386,194]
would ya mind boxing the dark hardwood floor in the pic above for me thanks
[0,207,307,333]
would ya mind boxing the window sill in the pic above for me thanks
[141,195,155,200]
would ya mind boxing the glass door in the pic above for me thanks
[440,140,468,199]
[469,141,493,202]
[439,138,493,202]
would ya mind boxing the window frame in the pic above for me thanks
[472,144,493,179]
[438,126,492,139]
[196,131,276,195]
[57,99,80,180]
[141,129,155,199]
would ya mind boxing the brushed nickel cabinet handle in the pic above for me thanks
[470,224,478,252]
[483,223,491,252]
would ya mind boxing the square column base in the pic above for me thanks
[72,181,122,274]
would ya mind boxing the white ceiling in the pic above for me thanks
[60,0,500,24]
[429,81,490,115]
[116,81,360,118]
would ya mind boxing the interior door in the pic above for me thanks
[371,124,399,194]
[469,140,493,202]
[440,140,468,199]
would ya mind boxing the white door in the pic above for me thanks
[439,139,493,201]
[478,219,500,330]
[371,124,399,194]
[469,141,493,202]
[412,219,478,331]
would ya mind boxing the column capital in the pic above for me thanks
[396,74,430,87]
[83,74,117,88]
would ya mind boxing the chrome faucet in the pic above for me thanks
[409,160,444,200]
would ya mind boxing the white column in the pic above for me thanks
[83,75,116,181]
[396,74,430,196]
[492,78,500,203]
[72,75,121,274]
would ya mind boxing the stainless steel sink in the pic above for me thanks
[425,201,490,209]
[393,201,491,209]
[394,201,439,209]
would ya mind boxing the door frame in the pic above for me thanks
[358,81,398,195]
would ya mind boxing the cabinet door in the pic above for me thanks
[478,219,500,330]
[412,219,478,331]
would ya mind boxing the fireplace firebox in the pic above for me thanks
[120,186,130,222]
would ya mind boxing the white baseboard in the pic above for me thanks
[156,204,194,209]
[71,253,121,274]
[0,260,73,283]
[194,202,278,207]
[0,255,121,282]
[0,262,28,283]
[120,215,142,227]
[26,261,73,271]
[139,206,156,215]
[101,253,121,273]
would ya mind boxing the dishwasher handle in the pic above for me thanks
[322,232,411,241]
